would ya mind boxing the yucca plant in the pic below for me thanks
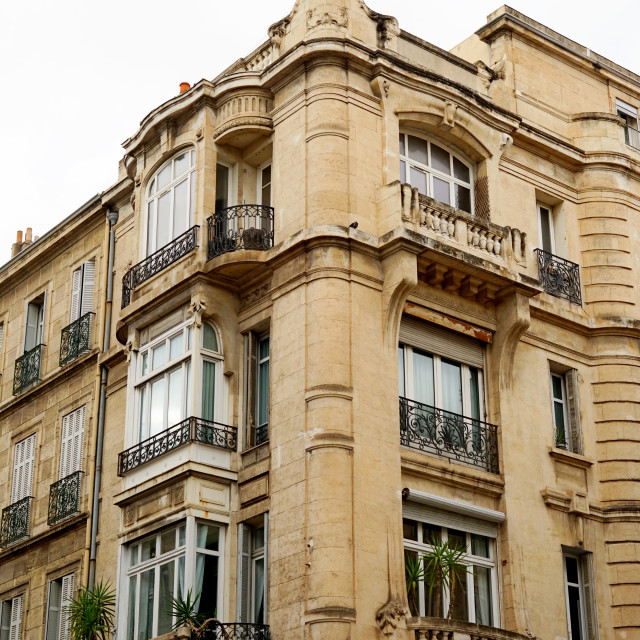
[167,590,221,639]
[65,580,115,640]
[422,538,469,620]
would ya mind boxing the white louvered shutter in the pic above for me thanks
[262,512,268,624]
[70,269,82,322]
[12,435,36,503]
[60,574,75,640]
[236,524,251,622]
[24,302,40,351]
[60,407,85,479]
[0,323,4,357]
[80,261,95,317]
[9,596,22,640]
[1,601,11,640]
[581,555,598,640]
[46,581,62,640]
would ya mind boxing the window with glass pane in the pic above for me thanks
[537,204,556,254]
[125,521,223,640]
[403,518,496,625]
[399,132,473,213]
[237,515,268,624]
[146,150,196,255]
[256,336,270,445]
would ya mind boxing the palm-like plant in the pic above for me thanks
[404,553,424,616]
[167,590,222,639]
[65,580,115,640]
[422,538,469,620]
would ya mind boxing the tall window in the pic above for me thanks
[125,520,223,640]
[259,165,272,206]
[60,406,85,478]
[237,515,268,624]
[403,517,497,625]
[563,552,597,640]
[12,435,36,505]
[146,150,196,255]
[134,317,223,443]
[0,595,22,640]
[399,133,473,213]
[24,295,45,352]
[616,98,640,149]
[244,333,270,448]
[538,203,556,255]
[70,261,95,321]
[45,574,74,640]
[550,368,582,454]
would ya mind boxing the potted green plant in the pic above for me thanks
[404,553,424,616]
[167,590,223,640]
[65,580,115,640]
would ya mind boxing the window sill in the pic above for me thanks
[548,447,593,469]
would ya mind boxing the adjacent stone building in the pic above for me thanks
[1,2,639,640]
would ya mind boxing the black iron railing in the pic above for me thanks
[399,397,499,473]
[48,470,83,525]
[207,205,274,260]
[122,226,199,308]
[535,249,582,305]
[624,124,640,150]
[201,624,271,640]
[0,496,33,547]
[13,344,43,395]
[118,416,237,476]
[255,424,268,447]
[60,312,94,366]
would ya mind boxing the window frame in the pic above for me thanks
[59,406,86,479]
[237,514,268,624]
[258,163,272,207]
[244,331,270,449]
[548,365,583,455]
[122,518,225,640]
[0,595,22,640]
[44,573,74,640]
[12,434,36,504]
[145,149,197,256]
[23,293,46,353]
[70,260,95,322]
[399,131,474,214]
[537,203,557,255]
[403,517,499,626]
[563,553,588,640]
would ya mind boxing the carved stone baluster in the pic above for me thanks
[494,235,502,256]
[447,215,455,237]
[479,230,487,251]
[486,234,495,254]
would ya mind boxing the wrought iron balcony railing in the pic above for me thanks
[399,397,499,473]
[254,423,268,447]
[48,470,83,525]
[0,496,33,547]
[13,344,44,395]
[118,416,237,476]
[535,249,582,305]
[201,623,271,640]
[624,124,640,150]
[207,205,274,260]
[60,312,94,366]
[121,226,199,308]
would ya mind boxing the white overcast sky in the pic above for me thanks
[0,0,638,267]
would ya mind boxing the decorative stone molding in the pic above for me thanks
[125,339,138,363]
[242,283,271,307]
[500,132,514,155]
[123,154,136,180]
[187,299,206,327]
[213,93,273,146]
[359,0,400,48]
[441,101,457,130]
[376,595,408,638]
[306,7,348,31]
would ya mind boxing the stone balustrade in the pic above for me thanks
[213,91,273,147]
[407,617,532,640]
[244,42,275,71]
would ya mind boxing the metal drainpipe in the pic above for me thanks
[88,208,119,588]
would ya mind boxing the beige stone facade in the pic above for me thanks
[1,3,640,640]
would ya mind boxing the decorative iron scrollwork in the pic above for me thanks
[207,205,274,260]
[118,417,237,476]
[60,313,94,366]
[48,470,83,525]
[0,496,33,547]
[13,344,43,395]
[121,226,199,308]
[535,249,582,305]
[399,397,499,473]
[201,624,271,640]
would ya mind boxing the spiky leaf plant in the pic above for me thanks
[65,580,115,640]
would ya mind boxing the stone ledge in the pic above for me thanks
[406,616,531,640]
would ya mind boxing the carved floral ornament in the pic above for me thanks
[376,595,408,638]
[306,6,348,30]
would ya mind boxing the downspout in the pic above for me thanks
[88,208,119,588]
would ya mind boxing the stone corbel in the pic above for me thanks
[376,595,408,638]
[125,338,138,363]
[499,132,514,156]
[123,154,136,181]
[382,250,419,351]
[440,101,457,130]
[400,184,420,224]
[188,299,206,327]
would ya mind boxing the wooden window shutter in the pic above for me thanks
[61,406,85,479]
[9,596,22,640]
[565,370,583,455]
[80,261,95,317]
[236,523,251,622]
[60,574,75,640]
[46,581,62,640]
[12,435,35,503]
[70,269,82,322]
[581,554,599,639]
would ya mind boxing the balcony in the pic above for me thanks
[407,617,530,640]
[48,470,83,525]
[624,124,640,150]
[399,397,499,474]
[535,249,582,305]
[60,312,94,366]
[118,416,237,476]
[13,344,43,394]
[0,496,33,547]
[201,624,270,640]
[207,205,274,260]
[122,226,199,308]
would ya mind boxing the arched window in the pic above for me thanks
[146,149,196,254]
[134,316,223,442]
[399,133,473,214]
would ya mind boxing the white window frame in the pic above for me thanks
[549,365,583,455]
[24,293,46,353]
[236,514,268,624]
[215,161,235,213]
[403,518,499,625]
[0,595,22,640]
[45,574,75,640]
[70,260,95,322]
[258,163,272,207]
[131,318,225,446]
[122,519,225,640]
[537,203,556,255]
[145,149,196,256]
[564,553,588,640]
[399,131,474,214]
[244,332,270,449]
[399,345,485,422]
[550,372,569,449]
[60,406,86,479]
